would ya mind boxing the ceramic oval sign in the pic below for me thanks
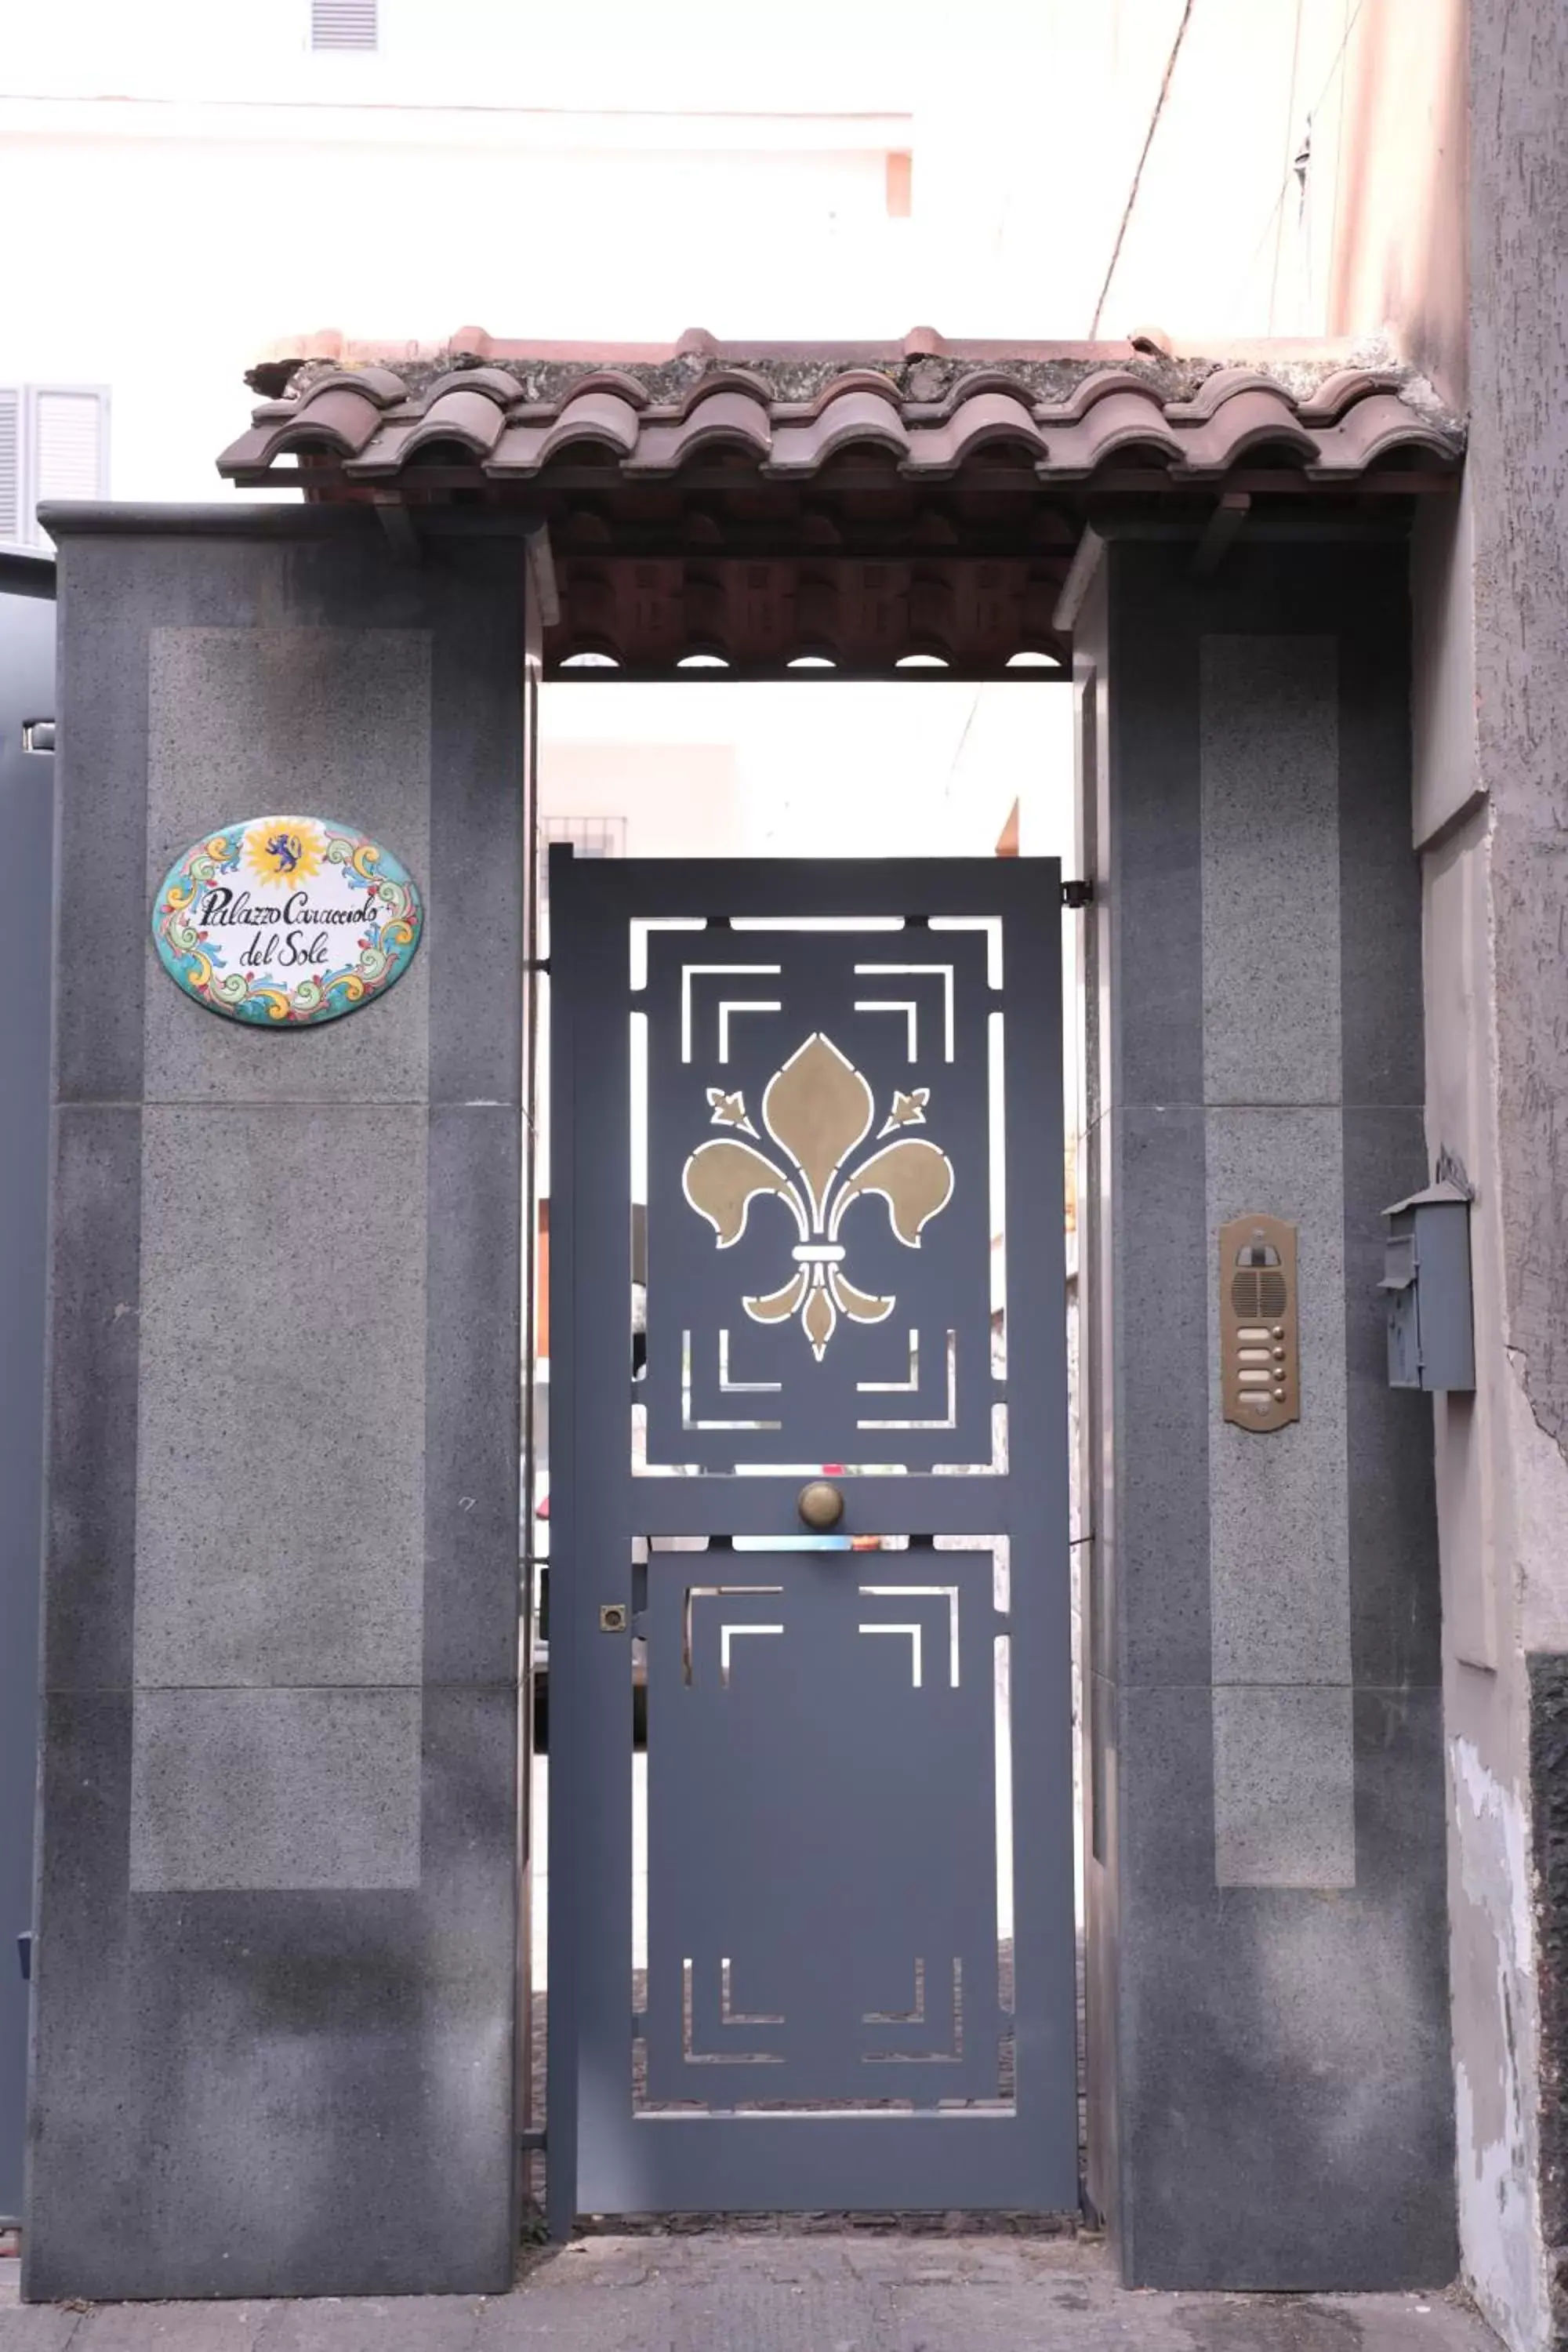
[152,815,423,1027]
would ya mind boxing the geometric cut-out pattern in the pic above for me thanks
[641,926,998,1472]
[641,1548,1010,2108]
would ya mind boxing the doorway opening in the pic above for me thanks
[521,671,1085,2224]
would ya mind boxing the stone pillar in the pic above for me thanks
[1077,532,1454,2288]
[24,508,524,2300]
[0,561,56,2225]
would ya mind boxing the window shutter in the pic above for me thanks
[29,389,107,526]
[0,391,19,546]
[310,0,378,49]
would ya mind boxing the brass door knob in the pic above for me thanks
[797,1479,845,1532]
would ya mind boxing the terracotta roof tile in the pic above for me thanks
[217,330,1463,678]
[626,388,775,474]
[220,328,1462,498]
[1302,391,1460,477]
[399,384,513,460]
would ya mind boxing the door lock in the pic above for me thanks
[598,1603,628,1634]
[797,1480,845,1532]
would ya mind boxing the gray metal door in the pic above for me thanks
[548,852,1075,2224]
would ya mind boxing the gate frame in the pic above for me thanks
[543,847,1076,2232]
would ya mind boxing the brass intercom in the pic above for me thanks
[1219,1214,1299,1433]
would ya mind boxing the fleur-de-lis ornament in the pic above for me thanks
[706,1086,758,1135]
[682,1032,954,1359]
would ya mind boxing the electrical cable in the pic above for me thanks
[1088,0,1198,339]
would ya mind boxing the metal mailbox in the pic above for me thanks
[1380,1178,1475,1392]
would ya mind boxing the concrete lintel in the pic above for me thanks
[38,500,546,543]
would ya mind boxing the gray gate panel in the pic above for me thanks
[0,571,56,2224]
[551,854,1075,2223]
[644,1548,1004,2107]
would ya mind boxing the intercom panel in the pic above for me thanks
[1219,1212,1300,1434]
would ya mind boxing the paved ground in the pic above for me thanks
[0,2234,1503,2350]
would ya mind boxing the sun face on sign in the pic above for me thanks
[242,819,324,887]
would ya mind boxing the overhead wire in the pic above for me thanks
[1267,0,1308,331]
[1088,0,1198,339]
[1232,0,1368,317]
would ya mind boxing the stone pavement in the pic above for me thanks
[0,2234,1503,2350]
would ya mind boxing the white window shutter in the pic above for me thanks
[311,0,378,49]
[28,389,108,532]
[0,391,20,546]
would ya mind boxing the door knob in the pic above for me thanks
[797,1479,845,1532]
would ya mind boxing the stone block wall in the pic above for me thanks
[1077,534,1454,2288]
[24,510,525,2300]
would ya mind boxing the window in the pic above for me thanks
[0,394,18,546]
[0,387,110,552]
[310,0,378,49]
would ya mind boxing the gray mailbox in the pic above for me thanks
[1380,1178,1475,1392]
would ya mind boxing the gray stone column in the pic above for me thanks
[0,561,56,2225]
[1077,534,1454,2288]
[24,509,525,2300]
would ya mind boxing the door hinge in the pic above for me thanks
[1061,879,1094,909]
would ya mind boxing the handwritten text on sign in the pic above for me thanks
[151,816,423,1026]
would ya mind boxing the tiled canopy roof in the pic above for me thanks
[217,332,1461,677]
[220,328,1461,492]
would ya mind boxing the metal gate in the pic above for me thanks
[547,852,1076,2223]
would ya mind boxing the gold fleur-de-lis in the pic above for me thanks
[879,1086,930,1136]
[683,1032,954,1360]
[706,1087,758,1136]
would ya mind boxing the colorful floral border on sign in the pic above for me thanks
[151,816,424,1027]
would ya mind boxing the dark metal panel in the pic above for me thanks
[545,842,583,2242]
[563,853,1080,920]
[995,858,1078,2186]
[642,1548,1005,2105]
[551,847,640,2229]
[0,579,55,2223]
[552,852,1076,2220]
[582,2112,1066,2216]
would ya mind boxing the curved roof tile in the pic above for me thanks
[668,368,778,419]
[1174,390,1322,477]
[1038,389,1186,478]
[397,385,513,459]
[626,390,775,474]
[1294,368,1408,424]
[1162,367,1312,423]
[766,390,913,475]
[902,390,1047,475]
[909,366,1058,420]
[790,368,907,421]
[256,383,389,459]
[1033,368,1164,424]
[478,392,648,475]
[217,336,1463,495]
[420,365,524,411]
[291,365,411,411]
[1304,394,1463,477]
